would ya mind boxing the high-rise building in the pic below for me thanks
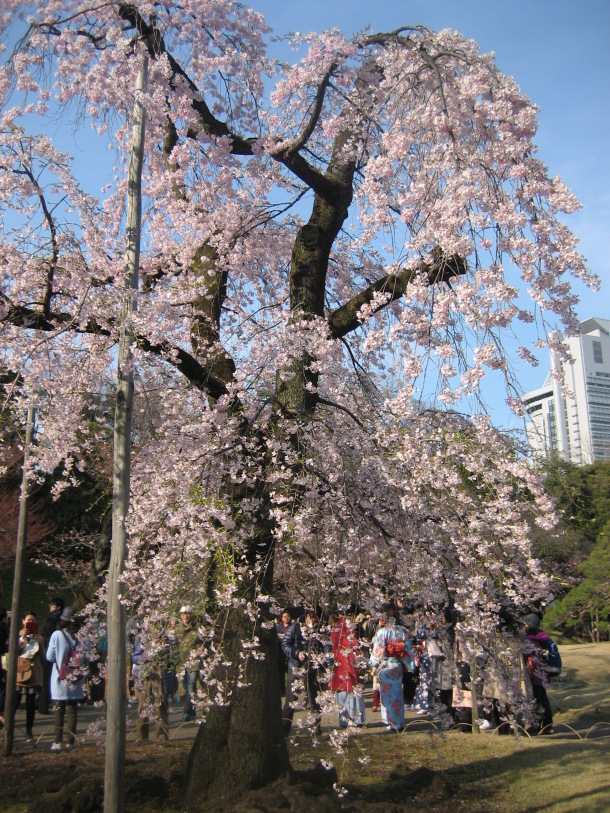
[522,317,610,465]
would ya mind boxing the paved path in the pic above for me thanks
[6,698,199,753]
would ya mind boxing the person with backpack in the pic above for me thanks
[522,613,558,734]
[46,607,86,750]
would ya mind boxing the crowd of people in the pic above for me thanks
[0,595,561,748]
[273,601,560,736]
[0,598,86,748]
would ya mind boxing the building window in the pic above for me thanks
[592,340,603,364]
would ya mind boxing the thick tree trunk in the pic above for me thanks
[183,151,353,803]
[184,129,353,808]
[183,608,290,809]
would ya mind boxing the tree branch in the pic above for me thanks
[274,65,337,159]
[327,250,467,339]
[0,298,229,400]
[117,4,343,199]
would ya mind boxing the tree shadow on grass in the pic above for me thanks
[440,739,610,813]
[519,785,610,813]
[297,730,610,813]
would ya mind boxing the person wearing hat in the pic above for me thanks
[46,607,86,750]
[176,606,200,721]
[522,613,554,734]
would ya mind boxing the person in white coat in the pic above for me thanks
[46,607,86,750]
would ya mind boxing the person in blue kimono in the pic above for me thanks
[369,613,414,730]
[413,608,442,715]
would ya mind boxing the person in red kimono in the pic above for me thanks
[330,616,365,728]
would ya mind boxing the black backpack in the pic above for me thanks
[541,637,562,677]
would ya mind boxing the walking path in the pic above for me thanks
[4,687,435,754]
[5,683,607,754]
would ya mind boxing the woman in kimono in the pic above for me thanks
[330,616,365,728]
[413,608,441,715]
[369,614,414,730]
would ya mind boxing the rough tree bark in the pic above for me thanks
[174,35,466,805]
[183,610,290,808]
[181,112,357,808]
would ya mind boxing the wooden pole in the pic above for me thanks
[2,403,36,756]
[104,55,147,813]
[595,608,599,644]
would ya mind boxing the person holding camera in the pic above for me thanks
[16,611,45,742]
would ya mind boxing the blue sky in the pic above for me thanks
[249,0,610,426]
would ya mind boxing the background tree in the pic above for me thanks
[0,383,112,600]
[0,1,597,805]
[543,518,610,641]
[0,452,55,562]
[530,460,610,587]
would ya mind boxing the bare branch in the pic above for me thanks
[327,250,467,339]
[0,297,230,400]
[316,396,364,428]
[275,64,338,158]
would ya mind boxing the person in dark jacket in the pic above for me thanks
[38,597,64,714]
[276,610,292,697]
[522,613,554,733]
[281,610,324,735]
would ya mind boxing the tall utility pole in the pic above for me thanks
[2,403,36,756]
[104,55,148,813]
